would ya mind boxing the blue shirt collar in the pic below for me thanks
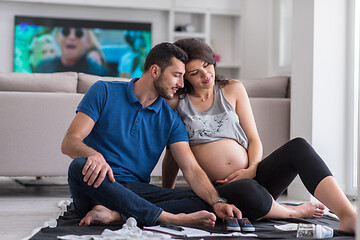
[127,78,163,113]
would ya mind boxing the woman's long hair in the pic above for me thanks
[174,38,229,95]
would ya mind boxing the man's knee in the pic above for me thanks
[68,157,87,179]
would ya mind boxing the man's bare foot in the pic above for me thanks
[283,202,325,218]
[79,205,122,226]
[176,211,217,227]
[338,211,357,233]
[159,210,217,227]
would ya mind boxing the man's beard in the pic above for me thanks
[154,74,173,100]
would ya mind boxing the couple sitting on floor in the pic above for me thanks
[61,38,357,233]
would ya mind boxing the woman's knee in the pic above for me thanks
[279,137,315,161]
[287,137,311,150]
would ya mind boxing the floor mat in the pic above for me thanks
[29,202,355,240]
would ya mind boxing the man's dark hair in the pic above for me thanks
[143,42,188,72]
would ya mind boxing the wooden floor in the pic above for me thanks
[0,176,188,239]
[0,177,71,240]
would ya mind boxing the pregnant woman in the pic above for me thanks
[162,38,357,233]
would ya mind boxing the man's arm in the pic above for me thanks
[169,141,241,220]
[61,112,115,188]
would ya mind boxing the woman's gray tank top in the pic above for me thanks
[177,82,248,149]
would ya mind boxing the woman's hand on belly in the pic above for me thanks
[191,139,250,182]
[215,166,257,185]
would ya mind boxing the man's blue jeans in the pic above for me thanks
[67,157,212,225]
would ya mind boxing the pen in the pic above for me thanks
[160,223,184,231]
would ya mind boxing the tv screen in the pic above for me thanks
[14,16,152,78]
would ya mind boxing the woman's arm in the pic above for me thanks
[221,80,263,181]
[162,149,180,189]
[162,94,181,188]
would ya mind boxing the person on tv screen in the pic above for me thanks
[28,34,60,72]
[118,30,147,79]
[33,27,115,76]
[86,46,107,67]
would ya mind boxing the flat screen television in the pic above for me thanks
[14,16,152,78]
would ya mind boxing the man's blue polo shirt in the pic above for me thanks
[77,79,189,183]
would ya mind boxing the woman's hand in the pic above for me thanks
[215,166,256,185]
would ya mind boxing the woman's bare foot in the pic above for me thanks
[159,210,217,227]
[338,211,357,233]
[283,202,325,218]
[79,205,122,226]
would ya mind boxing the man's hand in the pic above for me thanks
[213,202,242,220]
[82,153,115,188]
[215,167,256,185]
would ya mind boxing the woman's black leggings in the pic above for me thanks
[215,137,332,221]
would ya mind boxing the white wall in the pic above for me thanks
[312,0,348,185]
[288,0,350,199]
[243,0,353,198]
[290,0,314,142]
[242,0,275,79]
[0,1,169,72]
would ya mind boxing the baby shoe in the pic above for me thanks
[238,218,255,232]
[225,217,241,232]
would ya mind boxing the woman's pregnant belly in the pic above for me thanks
[190,139,249,182]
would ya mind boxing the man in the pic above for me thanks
[61,42,241,227]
